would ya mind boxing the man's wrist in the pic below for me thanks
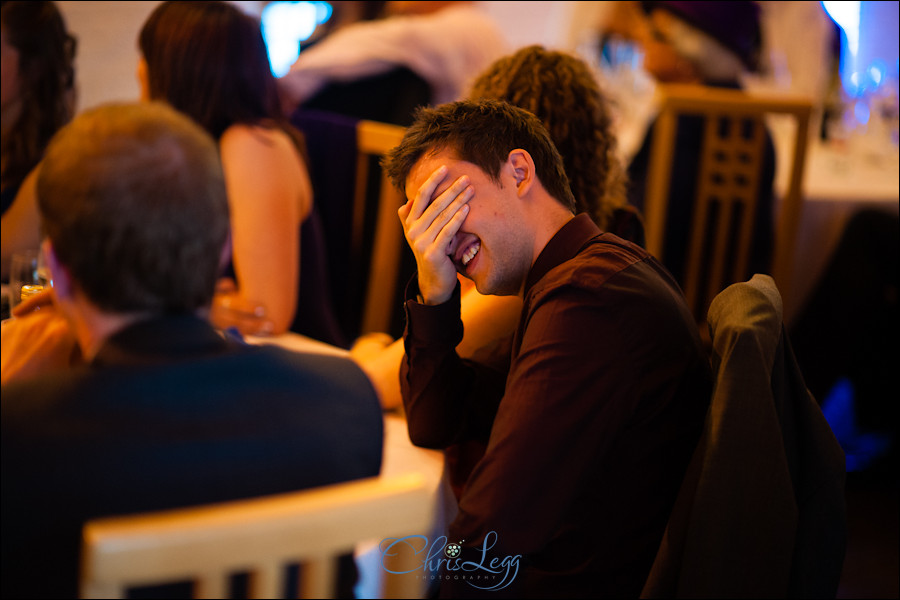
[418,290,452,306]
[405,273,461,308]
[404,279,464,348]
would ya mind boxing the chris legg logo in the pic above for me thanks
[379,531,521,591]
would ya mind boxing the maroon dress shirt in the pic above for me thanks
[400,213,712,598]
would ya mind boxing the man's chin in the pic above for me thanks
[471,278,498,297]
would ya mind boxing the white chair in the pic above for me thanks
[80,474,433,599]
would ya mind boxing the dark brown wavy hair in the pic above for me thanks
[0,1,76,194]
[139,0,303,150]
[469,45,629,231]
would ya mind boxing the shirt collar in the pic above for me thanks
[524,213,601,295]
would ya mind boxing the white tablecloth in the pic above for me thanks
[773,133,900,323]
[355,414,449,599]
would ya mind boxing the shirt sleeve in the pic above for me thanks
[400,276,505,449]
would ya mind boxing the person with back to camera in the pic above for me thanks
[382,99,711,597]
[138,0,345,345]
[352,45,646,419]
[0,101,383,599]
[1,0,76,283]
[1,0,348,382]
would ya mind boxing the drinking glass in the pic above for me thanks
[9,249,50,310]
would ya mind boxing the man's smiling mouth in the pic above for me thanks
[462,241,480,267]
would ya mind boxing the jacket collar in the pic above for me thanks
[91,315,233,368]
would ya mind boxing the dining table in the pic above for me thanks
[770,125,900,324]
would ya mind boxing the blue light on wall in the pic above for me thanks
[822,1,899,99]
[823,1,862,96]
[261,1,332,77]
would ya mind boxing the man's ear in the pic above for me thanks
[42,238,72,302]
[505,149,536,197]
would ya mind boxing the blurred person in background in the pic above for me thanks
[278,0,509,126]
[139,0,345,345]
[470,46,642,244]
[0,101,382,599]
[279,0,509,353]
[0,0,75,283]
[614,0,777,287]
[298,1,389,53]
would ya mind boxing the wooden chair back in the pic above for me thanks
[354,120,407,337]
[80,474,432,599]
[643,84,812,323]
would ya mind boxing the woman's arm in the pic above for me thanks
[213,124,311,335]
[351,280,522,410]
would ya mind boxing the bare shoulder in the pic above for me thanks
[218,122,311,216]
[219,123,297,162]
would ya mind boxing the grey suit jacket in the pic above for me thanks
[642,274,846,598]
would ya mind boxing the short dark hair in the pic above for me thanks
[383,99,576,212]
[37,102,229,314]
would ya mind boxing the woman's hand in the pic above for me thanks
[209,278,275,336]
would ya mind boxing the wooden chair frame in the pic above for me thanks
[80,474,433,599]
[643,84,812,321]
[354,120,407,336]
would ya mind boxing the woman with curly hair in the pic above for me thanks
[469,44,644,245]
[1,0,76,281]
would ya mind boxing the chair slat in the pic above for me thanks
[80,474,434,599]
[355,120,407,336]
[643,84,813,325]
[298,557,335,599]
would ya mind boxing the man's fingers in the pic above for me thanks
[433,203,470,252]
[407,176,471,244]
[407,164,448,221]
[424,184,473,244]
[421,174,470,223]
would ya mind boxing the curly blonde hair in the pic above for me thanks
[469,45,629,231]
